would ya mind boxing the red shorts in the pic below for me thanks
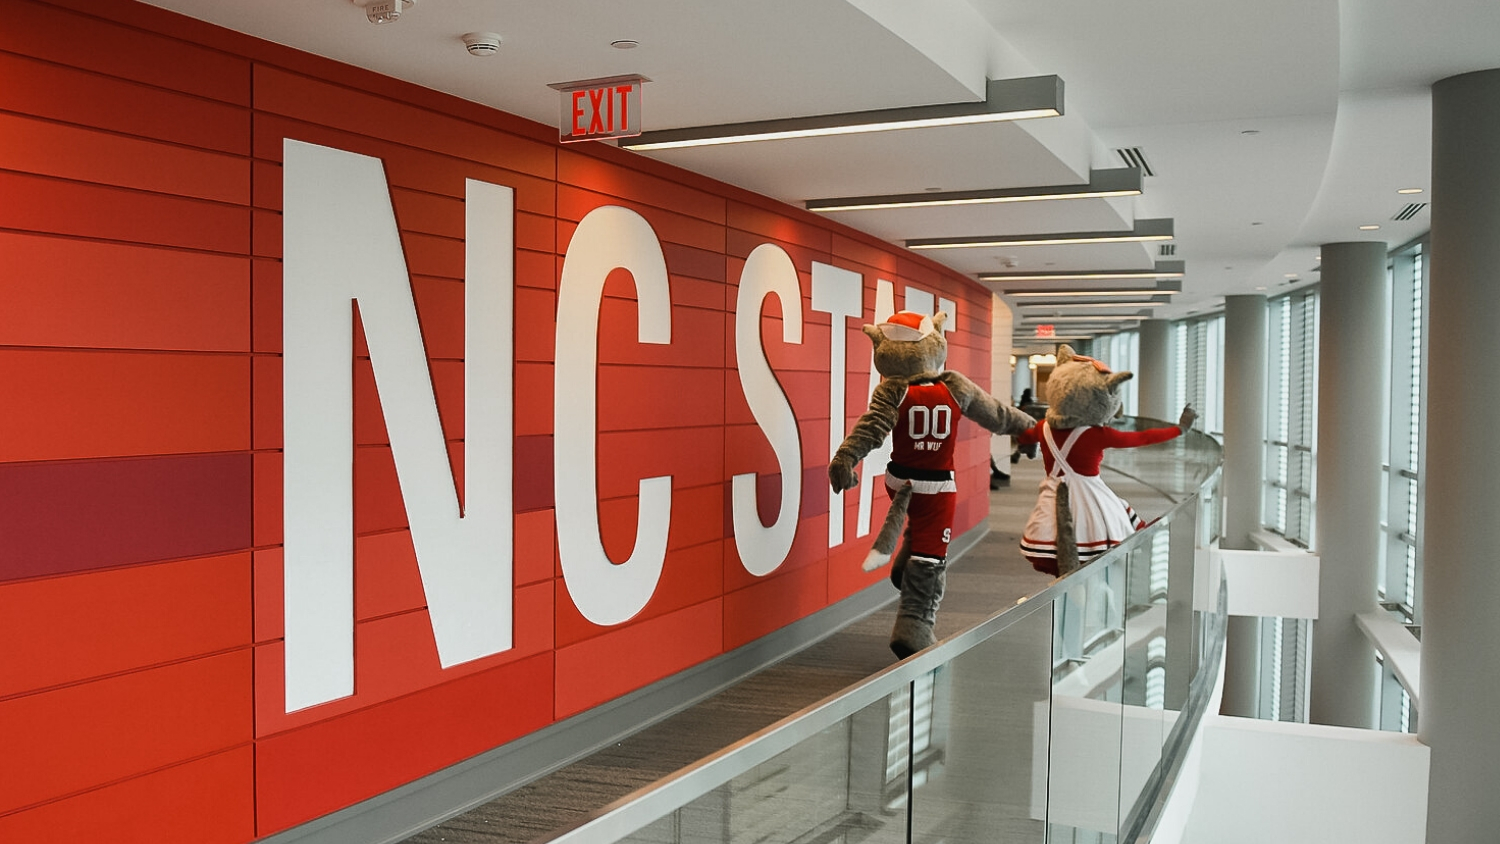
[886,483,956,561]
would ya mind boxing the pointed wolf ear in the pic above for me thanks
[932,311,948,334]
[1056,344,1077,364]
[862,324,884,348]
[1106,371,1135,391]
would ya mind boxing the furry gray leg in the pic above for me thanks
[889,555,947,659]
[1056,481,1079,576]
[862,483,913,571]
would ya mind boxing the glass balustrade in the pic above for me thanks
[543,426,1224,844]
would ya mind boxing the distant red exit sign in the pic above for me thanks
[1035,324,1055,338]
[549,75,648,143]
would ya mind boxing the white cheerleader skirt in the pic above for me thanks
[1021,473,1145,571]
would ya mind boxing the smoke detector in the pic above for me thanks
[352,0,417,25]
[462,32,503,56]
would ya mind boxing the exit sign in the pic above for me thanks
[1035,324,1055,338]
[549,75,648,143]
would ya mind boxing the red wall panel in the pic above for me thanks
[0,746,255,844]
[254,652,554,834]
[0,553,250,697]
[0,0,997,838]
[0,170,251,254]
[723,560,830,651]
[251,65,555,180]
[0,111,249,203]
[3,1,251,105]
[554,599,723,717]
[0,50,250,155]
[0,349,250,461]
[0,650,252,815]
[0,232,250,353]
[0,453,252,583]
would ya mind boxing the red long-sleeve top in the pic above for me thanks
[1017,422,1182,476]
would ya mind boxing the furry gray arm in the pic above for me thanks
[939,371,1035,435]
[829,377,905,492]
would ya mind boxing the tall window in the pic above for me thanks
[1265,291,1320,547]
[1088,330,1140,415]
[1381,242,1425,621]
[1170,315,1224,438]
[1378,239,1426,733]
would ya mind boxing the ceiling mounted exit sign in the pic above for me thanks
[549,75,648,143]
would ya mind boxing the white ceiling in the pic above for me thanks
[141,0,1500,352]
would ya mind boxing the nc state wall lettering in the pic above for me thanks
[280,139,953,712]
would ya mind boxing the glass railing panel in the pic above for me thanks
[1117,525,1171,834]
[1104,418,1224,501]
[1047,556,1127,842]
[908,601,1054,844]
[540,456,1225,844]
[614,691,910,844]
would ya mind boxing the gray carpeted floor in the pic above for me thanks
[403,455,1174,844]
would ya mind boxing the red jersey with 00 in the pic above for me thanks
[891,380,961,472]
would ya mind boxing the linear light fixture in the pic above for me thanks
[805,167,1139,213]
[907,218,1173,251]
[979,261,1183,283]
[1017,301,1166,309]
[1004,287,1181,298]
[1018,314,1149,322]
[620,76,1062,151]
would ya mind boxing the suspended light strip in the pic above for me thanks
[1018,315,1148,322]
[907,219,1173,251]
[979,261,1184,283]
[622,76,1062,151]
[806,168,1140,213]
[1017,301,1164,309]
[1005,289,1180,298]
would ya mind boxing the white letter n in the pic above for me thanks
[282,140,513,712]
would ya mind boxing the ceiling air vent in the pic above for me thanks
[1115,147,1155,177]
[1158,243,1177,257]
[1393,202,1428,221]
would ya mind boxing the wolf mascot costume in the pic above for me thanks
[829,311,1034,658]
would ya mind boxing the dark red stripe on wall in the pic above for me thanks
[0,452,253,583]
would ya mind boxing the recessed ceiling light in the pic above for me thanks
[1284,273,1299,279]
[1359,224,1381,231]
[1256,286,1268,291]
[610,39,639,49]
[1397,188,1424,194]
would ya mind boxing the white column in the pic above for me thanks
[1137,318,1172,421]
[991,296,1015,464]
[1219,295,1267,717]
[1423,67,1500,844]
[1309,241,1386,729]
